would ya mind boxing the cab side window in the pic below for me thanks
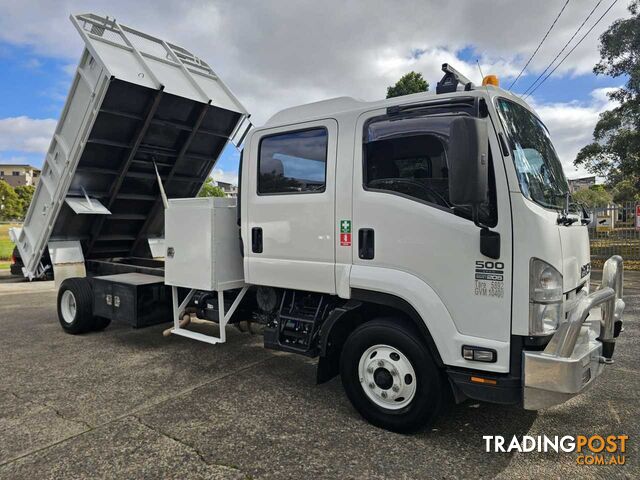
[258,128,328,194]
[363,114,497,226]
[365,134,451,209]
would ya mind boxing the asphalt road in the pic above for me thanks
[0,270,638,479]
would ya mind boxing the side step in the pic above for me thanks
[263,291,333,356]
[170,286,249,344]
[171,328,223,345]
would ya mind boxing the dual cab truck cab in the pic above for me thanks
[228,66,625,431]
[22,14,624,433]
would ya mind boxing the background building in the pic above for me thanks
[0,164,41,187]
[215,180,238,197]
[568,176,596,193]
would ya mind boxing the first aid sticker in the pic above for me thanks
[340,220,351,246]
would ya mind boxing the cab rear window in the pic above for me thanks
[258,128,328,194]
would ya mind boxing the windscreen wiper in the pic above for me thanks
[556,192,582,226]
[557,214,579,226]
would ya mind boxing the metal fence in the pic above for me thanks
[588,202,640,263]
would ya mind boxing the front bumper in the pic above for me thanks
[523,256,625,410]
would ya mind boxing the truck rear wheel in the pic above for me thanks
[57,278,97,334]
[340,318,445,433]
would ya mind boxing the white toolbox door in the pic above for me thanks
[164,202,213,290]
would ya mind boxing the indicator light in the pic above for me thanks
[462,345,497,363]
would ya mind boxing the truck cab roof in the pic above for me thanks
[263,84,534,130]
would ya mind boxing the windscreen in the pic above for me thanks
[496,98,569,210]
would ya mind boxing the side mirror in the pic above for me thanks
[448,117,499,259]
[448,117,489,208]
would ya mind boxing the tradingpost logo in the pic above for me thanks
[483,435,628,465]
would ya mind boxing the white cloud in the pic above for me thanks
[211,168,238,186]
[22,58,42,69]
[61,63,77,76]
[0,1,631,179]
[0,155,30,164]
[530,87,619,179]
[0,116,56,153]
[372,47,521,93]
[0,1,631,124]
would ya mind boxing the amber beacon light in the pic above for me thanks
[482,75,499,87]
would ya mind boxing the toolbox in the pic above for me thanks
[91,273,172,328]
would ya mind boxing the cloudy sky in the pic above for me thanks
[0,0,630,184]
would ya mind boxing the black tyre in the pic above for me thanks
[57,278,96,334]
[10,247,23,276]
[340,317,446,433]
[93,316,111,331]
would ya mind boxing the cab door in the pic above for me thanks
[245,119,338,294]
[351,106,513,349]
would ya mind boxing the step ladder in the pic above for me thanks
[170,285,249,344]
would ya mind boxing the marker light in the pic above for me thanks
[482,75,499,87]
[470,376,497,385]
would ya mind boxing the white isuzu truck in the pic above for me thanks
[13,13,625,433]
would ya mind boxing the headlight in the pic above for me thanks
[529,258,563,335]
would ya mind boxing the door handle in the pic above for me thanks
[358,228,375,260]
[252,227,263,253]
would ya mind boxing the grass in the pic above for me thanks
[0,223,20,261]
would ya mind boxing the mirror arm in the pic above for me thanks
[472,205,501,259]
[580,202,591,225]
[471,205,490,230]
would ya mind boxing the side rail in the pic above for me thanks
[598,255,625,359]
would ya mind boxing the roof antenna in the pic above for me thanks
[153,160,169,209]
[477,59,493,97]
[476,60,487,89]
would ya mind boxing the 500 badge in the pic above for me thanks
[474,260,504,298]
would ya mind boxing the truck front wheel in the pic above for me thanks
[57,278,97,334]
[340,318,446,433]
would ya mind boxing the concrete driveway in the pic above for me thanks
[0,270,638,479]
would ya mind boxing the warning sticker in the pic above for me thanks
[340,220,352,246]
[474,260,504,298]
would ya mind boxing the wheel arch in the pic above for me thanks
[316,289,444,383]
[350,289,444,367]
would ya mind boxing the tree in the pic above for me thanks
[572,184,612,207]
[574,1,640,194]
[14,184,35,219]
[386,72,429,98]
[0,180,21,220]
[198,177,226,197]
[611,178,640,203]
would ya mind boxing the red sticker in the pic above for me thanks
[340,233,352,246]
